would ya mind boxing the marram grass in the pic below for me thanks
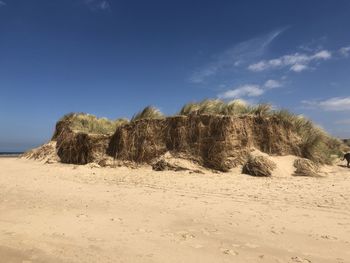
[60,113,128,135]
[131,106,165,121]
[59,99,344,165]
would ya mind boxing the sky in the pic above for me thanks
[1,0,350,151]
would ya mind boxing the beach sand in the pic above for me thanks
[0,157,349,263]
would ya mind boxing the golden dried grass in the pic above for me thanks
[242,155,277,177]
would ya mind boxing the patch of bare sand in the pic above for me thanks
[0,158,350,263]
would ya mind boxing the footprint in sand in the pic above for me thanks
[137,228,152,233]
[271,226,284,235]
[171,231,196,242]
[291,256,311,263]
[76,213,88,218]
[244,243,260,249]
[180,232,195,240]
[320,234,337,240]
[220,248,238,256]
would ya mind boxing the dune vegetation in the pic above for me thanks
[58,113,128,135]
[131,106,165,122]
[177,99,342,164]
[178,99,268,116]
[182,100,345,164]
[52,99,344,166]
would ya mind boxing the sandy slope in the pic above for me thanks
[0,158,350,263]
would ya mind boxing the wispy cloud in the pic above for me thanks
[189,28,287,83]
[218,85,264,99]
[339,46,350,58]
[248,50,332,73]
[302,97,350,111]
[290,64,308,72]
[218,78,283,99]
[85,0,111,11]
[264,79,282,89]
[0,1,6,7]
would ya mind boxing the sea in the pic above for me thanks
[0,152,23,157]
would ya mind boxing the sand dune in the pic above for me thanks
[0,158,350,263]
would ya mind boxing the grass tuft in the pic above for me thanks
[60,113,128,135]
[246,103,272,117]
[242,155,277,177]
[179,99,250,116]
[270,110,340,164]
[131,106,165,121]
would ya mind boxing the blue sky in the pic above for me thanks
[1,0,350,151]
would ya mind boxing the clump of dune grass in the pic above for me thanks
[59,113,128,135]
[242,155,277,177]
[222,99,251,115]
[179,99,225,115]
[179,99,258,116]
[246,103,272,117]
[131,106,165,121]
[270,109,341,164]
[178,99,275,118]
[293,158,320,177]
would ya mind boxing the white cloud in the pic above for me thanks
[247,61,268,72]
[339,46,350,57]
[85,0,110,11]
[248,49,332,73]
[290,64,308,72]
[264,79,282,89]
[0,1,6,7]
[313,50,332,60]
[218,79,283,100]
[218,84,264,99]
[302,97,350,111]
[283,53,310,65]
[190,28,287,83]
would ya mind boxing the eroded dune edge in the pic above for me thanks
[22,102,350,177]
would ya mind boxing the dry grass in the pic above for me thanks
[178,100,340,164]
[59,113,128,135]
[58,103,340,166]
[293,158,320,177]
[52,99,343,168]
[22,141,59,163]
[242,155,277,177]
[152,159,189,172]
[272,110,341,164]
[57,132,92,164]
[57,132,110,165]
[131,106,165,121]
[178,99,270,116]
[248,103,272,117]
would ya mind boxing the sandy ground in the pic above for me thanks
[0,157,350,263]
